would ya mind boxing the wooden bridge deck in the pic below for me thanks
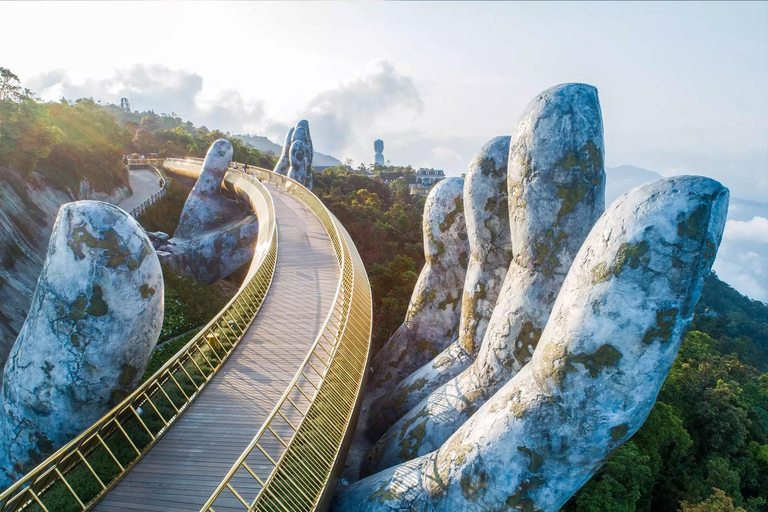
[93,185,340,512]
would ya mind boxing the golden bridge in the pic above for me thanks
[0,160,373,512]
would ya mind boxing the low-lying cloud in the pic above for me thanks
[28,65,266,133]
[724,216,768,244]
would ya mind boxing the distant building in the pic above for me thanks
[410,168,445,195]
[415,168,445,187]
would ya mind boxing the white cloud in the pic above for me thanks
[27,65,266,134]
[293,60,423,162]
[723,216,768,243]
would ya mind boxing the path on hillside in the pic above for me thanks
[117,169,164,213]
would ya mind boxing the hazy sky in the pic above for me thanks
[1,1,766,197]
[1,2,768,301]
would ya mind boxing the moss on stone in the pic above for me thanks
[140,284,156,298]
[505,475,546,512]
[85,285,108,317]
[369,481,403,504]
[642,308,678,345]
[513,321,543,366]
[566,344,622,378]
[460,466,489,501]
[610,423,629,441]
[517,446,544,472]
[438,291,461,311]
[591,241,650,284]
[397,409,429,461]
[440,196,463,232]
[677,203,709,239]
[533,230,568,277]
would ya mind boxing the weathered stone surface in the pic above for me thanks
[366,135,512,440]
[366,177,468,400]
[332,175,729,511]
[363,83,606,475]
[288,140,311,188]
[0,201,164,487]
[273,127,294,176]
[293,119,314,170]
[374,139,385,166]
[274,120,314,188]
[150,139,259,284]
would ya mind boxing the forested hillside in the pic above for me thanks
[313,168,768,512]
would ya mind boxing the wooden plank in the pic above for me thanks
[93,186,340,512]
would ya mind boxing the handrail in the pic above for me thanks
[129,164,170,219]
[197,163,373,512]
[0,165,279,512]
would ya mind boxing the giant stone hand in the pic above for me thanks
[0,201,163,487]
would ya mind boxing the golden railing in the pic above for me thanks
[129,164,169,219]
[198,165,373,512]
[0,167,278,512]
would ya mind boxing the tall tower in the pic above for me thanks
[374,139,385,165]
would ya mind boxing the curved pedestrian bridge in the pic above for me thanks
[0,161,373,512]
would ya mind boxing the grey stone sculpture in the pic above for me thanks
[374,139,385,166]
[150,139,259,284]
[0,201,164,487]
[274,120,314,188]
[333,175,728,511]
[363,84,606,474]
[367,177,469,398]
[273,127,294,176]
[288,139,311,189]
[365,135,513,441]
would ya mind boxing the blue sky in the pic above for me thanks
[1,1,767,298]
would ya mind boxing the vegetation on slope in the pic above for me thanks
[0,68,128,195]
[313,168,768,512]
[313,166,426,353]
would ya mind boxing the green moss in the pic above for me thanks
[517,446,544,472]
[460,466,488,501]
[610,423,629,441]
[397,409,429,461]
[553,141,604,223]
[369,481,403,504]
[393,378,428,413]
[533,230,568,277]
[410,288,437,316]
[417,339,439,359]
[642,308,678,345]
[566,344,623,378]
[438,291,461,311]
[505,475,546,511]
[67,225,144,271]
[513,321,543,366]
[677,203,709,239]
[140,283,155,298]
[440,196,463,232]
[85,285,108,317]
[591,241,650,284]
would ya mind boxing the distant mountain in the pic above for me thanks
[605,165,664,205]
[234,134,342,168]
[234,134,282,155]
